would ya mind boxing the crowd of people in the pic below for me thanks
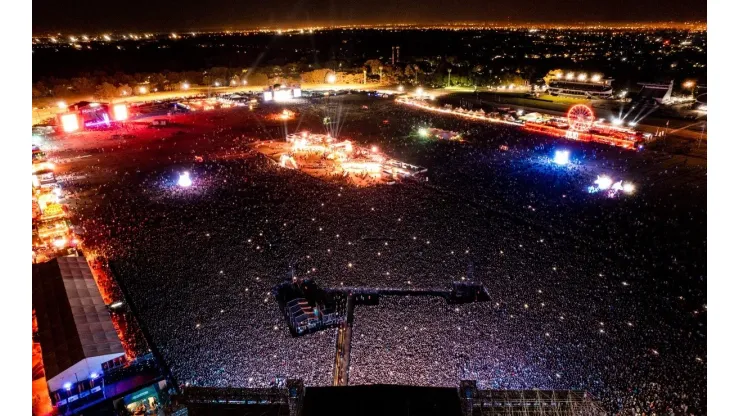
[54,94,706,415]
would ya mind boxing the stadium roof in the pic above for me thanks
[32,256,124,392]
[549,81,612,92]
[636,81,674,104]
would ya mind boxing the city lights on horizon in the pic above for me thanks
[31,20,705,46]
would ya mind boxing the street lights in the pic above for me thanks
[448,69,452,87]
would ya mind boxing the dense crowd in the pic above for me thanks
[56,96,706,415]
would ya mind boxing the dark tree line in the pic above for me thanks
[33,59,531,101]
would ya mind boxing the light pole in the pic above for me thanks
[697,121,706,150]
[448,69,452,87]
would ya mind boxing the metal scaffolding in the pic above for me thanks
[459,381,607,416]
[183,380,305,416]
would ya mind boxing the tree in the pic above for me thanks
[71,77,95,94]
[248,73,269,86]
[32,88,43,98]
[132,73,148,83]
[117,84,133,97]
[284,63,300,76]
[209,67,230,80]
[52,84,69,98]
[113,72,135,86]
[94,82,118,100]
[149,73,167,90]
[499,73,527,87]
[165,71,182,84]
[181,71,202,86]
[404,65,416,78]
[33,81,49,96]
[337,72,362,84]
[543,69,565,85]
[300,69,331,84]
[364,60,382,75]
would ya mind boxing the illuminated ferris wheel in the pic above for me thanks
[566,104,595,132]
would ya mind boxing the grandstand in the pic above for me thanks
[634,81,674,105]
[545,72,613,98]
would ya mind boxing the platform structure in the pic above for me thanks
[253,132,426,186]
[179,381,606,416]
[459,381,607,416]
[183,380,305,416]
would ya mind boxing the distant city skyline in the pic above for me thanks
[33,0,706,34]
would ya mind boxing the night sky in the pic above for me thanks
[33,0,706,33]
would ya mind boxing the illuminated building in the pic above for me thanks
[546,72,613,98]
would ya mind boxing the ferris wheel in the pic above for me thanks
[566,104,595,132]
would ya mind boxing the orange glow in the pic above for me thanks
[112,103,129,121]
[32,342,54,416]
[60,113,79,132]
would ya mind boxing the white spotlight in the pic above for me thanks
[178,172,193,187]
